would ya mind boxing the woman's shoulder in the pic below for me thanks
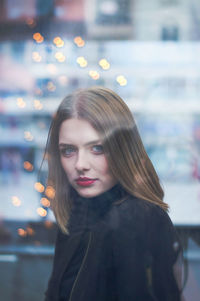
[109,194,165,219]
[106,194,173,233]
[106,195,180,258]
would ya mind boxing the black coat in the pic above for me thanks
[45,194,182,301]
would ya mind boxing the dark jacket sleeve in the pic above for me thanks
[44,228,69,301]
[111,200,183,301]
[150,205,184,301]
[44,229,59,301]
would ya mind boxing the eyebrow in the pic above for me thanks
[59,140,101,148]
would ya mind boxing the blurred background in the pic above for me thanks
[0,0,200,300]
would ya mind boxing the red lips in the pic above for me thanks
[76,177,97,187]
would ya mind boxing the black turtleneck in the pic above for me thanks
[68,182,126,234]
[59,183,126,301]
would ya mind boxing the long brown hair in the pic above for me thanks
[45,86,168,233]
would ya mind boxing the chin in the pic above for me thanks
[76,187,101,198]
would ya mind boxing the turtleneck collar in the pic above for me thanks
[75,182,124,206]
[68,183,127,234]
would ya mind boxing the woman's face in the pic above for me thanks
[59,118,117,198]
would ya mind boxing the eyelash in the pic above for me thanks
[60,145,104,157]
[92,145,103,154]
[60,146,76,157]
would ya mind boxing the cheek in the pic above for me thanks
[94,156,110,175]
[60,158,72,178]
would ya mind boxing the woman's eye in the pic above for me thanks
[60,146,75,157]
[92,145,103,154]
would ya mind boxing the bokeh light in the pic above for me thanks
[55,52,66,62]
[99,58,110,70]
[12,196,21,207]
[74,36,85,47]
[23,161,34,172]
[53,36,64,47]
[26,18,36,27]
[33,32,44,43]
[24,131,34,141]
[116,75,127,86]
[37,207,47,217]
[34,99,43,110]
[45,186,55,199]
[44,220,54,229]
[34,182,45,193]
[40,197,51,207]
[32,51,42,62]
[18,228,27,237]
[17,97,26,108]
[76,56,88,68]
[26,227,35,236]
[89,70,100,80]
[47,81,56,92]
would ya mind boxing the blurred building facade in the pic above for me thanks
[0,0,200,41]
[0,0,199,222]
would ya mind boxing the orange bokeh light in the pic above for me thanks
[74,36,85,47]
[41,197,51,207]
[53,36,64,47]
[23,161,34,171]
[26,227,35,236]
[44,220,54,229]
[33,32,44,43]
[18,228,27,237]
[37,207,47,217]
[34,182,45,193]
[45,186,55,199]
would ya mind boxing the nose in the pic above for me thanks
[75,150,90,172]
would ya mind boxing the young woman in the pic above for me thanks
[44,86,183,301]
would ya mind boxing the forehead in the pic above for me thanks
[59,118,101,143]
